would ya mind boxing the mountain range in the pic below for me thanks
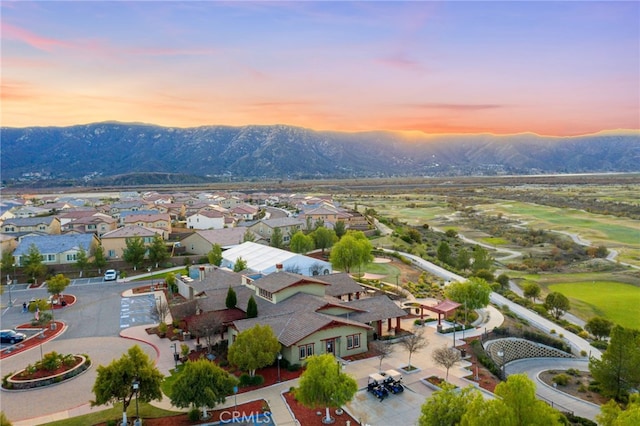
[1,122,638,184]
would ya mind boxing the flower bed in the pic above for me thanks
[3,353,91,390]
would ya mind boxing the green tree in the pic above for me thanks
[461,374,563,426]
[242,229,256,242]
[170,359,238,420]
[471,245,494,273]
[93,245,107,274]
[445,228,458,238]
[233,256,247,272]
[590,326,640,401]
[437,241,452,265]
[496,274,510,290]
[1,250,15,279]
[522,282,541,302]
[46,274,70,299]
[225,287,237,309]
[329,231,373,273]
[295,354,358,424]
[270,227,284,248]
[445,277,491,311]
[0,410,12,426]
[75,246,90,278]
[290,231,314,254]
[207,243,223,266]
[123,236,146,270]
[585,316,614,341]
[419,383,483,426]
[597,393,640,426]
[456,248,471,271]
[544,292,570,319]
[91,345,164,426]
[165,272,178,296]
[246,295,258,318]
[148,235,169,268]
[333,220,346,238]
[228,324,280,377]
[312,226,337,253]
[23,244,46,284]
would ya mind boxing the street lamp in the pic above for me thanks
[452,319,457,348]
[497,349,506,380]
[132,379,141,426]
[277,353,282,383]
[6,273,13,307]
[171,343,178,369]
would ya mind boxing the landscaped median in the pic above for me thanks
[2,352,91,390]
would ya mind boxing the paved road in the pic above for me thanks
[506,358,601,421]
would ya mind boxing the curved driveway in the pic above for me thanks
[506,358,601,421]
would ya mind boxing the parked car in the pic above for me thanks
[0,329,27,344]
[104,269,118,281]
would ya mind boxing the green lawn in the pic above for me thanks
[480,237,509,246]
[548,282,640,329]
[43,402,182,426]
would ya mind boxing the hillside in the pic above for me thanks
[1,122,638,184]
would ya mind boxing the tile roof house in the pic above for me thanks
[13,233,100,266]
[247,217,306,245]
[61,213,117,236]
[181,228,260,255]
[100,225,165,260]
[123,212,172,233]
[1,216,62,235]
[186,210,225,230]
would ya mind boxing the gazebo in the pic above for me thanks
[421,299,461,325]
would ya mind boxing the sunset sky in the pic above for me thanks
[2,1,639,136]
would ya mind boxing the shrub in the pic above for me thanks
[287,363,301,372]
[107,420,117,426]
[188,408,200,422]
[552,374,570,386]
[578,331,589,339]
[550,329,556,334]
[591,340,608,350]
[239,373,264,387]
[578,383,588,393]
[566,368,581,376]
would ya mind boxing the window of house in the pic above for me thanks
[108,250,116,257]
[347,334,361,350]
[66,253,77,261]
[299,344,314,360]
[44,254,56,262]
[258,288,273,301]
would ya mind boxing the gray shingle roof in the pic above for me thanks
[342,296,408,323]
[3,217,58,226]
[14,234,95,256]
[252,271,329,293]
[233,310,370,346]
[316,273,364,297]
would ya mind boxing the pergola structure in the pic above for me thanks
[421,300,461,324]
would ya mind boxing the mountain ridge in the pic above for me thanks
[2,122,638,183]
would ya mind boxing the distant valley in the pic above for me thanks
[1,122,638,186]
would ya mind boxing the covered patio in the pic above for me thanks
[420,299,461,325]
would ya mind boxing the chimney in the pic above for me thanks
[199,266,205,281]
[275,264,283,273]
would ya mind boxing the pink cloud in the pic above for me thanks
[377,52,424,71]
[2,23,73,52]
[406,103,506,112]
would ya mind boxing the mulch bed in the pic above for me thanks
[12,355,83,381]
[459,338,500,393]
[94,399,267,426]
[283,391,359,426]
[185,348,304,393]
[539,369,608,406]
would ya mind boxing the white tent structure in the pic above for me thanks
[221,241,332,277]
